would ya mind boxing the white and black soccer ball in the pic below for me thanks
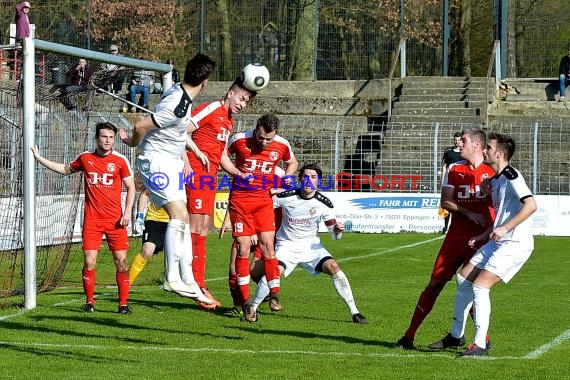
[240,63,270,92]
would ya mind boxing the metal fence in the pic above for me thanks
[1,1,568,80]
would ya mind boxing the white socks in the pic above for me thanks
[450,274,473,338]
[251,276,270,311]
[473,283,491,348]
[332,270,359,315]
[164,219,195,284]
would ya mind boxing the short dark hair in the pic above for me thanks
[229,76,257,98]
[255,114,279,134]
[298,163,323,182]
[488,132,516,160]
[183,53,216,86]
[453,131,462,138]
[95,122,117,137]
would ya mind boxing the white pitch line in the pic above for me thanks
[523,329,570,359]
[0,235,443,321]
[0,340,521,360]
[338,235,444,262]
[0,309,28,321]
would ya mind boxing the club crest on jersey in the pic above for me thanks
[269,151,279,161]
[107,163,116,172]
[480,173,490,181]
[309,207,316,216]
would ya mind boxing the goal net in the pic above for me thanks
[0,38,172,308]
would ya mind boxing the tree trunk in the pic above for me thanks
[460,0,472,77]
[292,0,316,80]
[216,0,234,80]
[507,0,518,77]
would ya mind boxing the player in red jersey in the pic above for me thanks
[185,78,256,308]
[219,167,285,316]
[222,114,298,320]
[31,122,136,314]
[395,128,496,349]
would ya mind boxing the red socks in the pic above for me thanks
[264,257,280,294]
[192,233,207,288]
[82,268,96,304]
[235,255,251,301]
[405,287,438,339]
[116,270,130,306]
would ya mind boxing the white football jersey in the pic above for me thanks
[490,165,534,244]
[274,190,337,243]
[138,83,193,160]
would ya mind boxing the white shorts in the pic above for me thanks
[275,240,333,277]
[137,155,186,209]
[469,239,533,283]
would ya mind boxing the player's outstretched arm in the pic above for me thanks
[131,117,156,147]
[30,146,72,175]
[118,128,135,147]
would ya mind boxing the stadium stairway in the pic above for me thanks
[390,76,490,125]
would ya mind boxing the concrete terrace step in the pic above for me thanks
[389,115,485,125]
[391,107,481,117]
[393,100,484,109]
[404,76,490,85]
[198,94,367,116]
[401,87,488,96]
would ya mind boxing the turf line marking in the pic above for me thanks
[524,329,570,359]
[0,309,27,321]
[338,235,444,263]
[0,340,521,360]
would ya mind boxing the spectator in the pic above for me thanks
[127,68,153,112]
[14,1,31,40]
[58,58,94,111]
[102,44,125,94]
[167,59,181,84]
[559,46,570,102]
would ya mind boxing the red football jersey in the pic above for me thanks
[188,101,233,169]
[442,160,495,232]
[69,149,134,222]
[227,130,295,196]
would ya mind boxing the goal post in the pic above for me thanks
[18,38,173,309]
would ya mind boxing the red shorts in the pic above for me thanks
[431,232,481,282]
[251,207,283,259]
[82,219,129,252]
[185,170,217,216]
[229,194,274,236]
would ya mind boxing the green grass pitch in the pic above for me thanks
[0,233,569,379]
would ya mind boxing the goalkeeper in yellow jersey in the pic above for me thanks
[129,189,170,284]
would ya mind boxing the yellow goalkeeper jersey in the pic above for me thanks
[145,201,169,223]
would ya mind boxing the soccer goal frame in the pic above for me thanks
[21,38,172,309]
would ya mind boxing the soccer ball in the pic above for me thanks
[240,63,270,92]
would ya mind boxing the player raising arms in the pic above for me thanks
[245,163,367,324]
[31,122,135,314]
[222,114,298,318]
[395,128,496,349]
[185,77,257,308]
[126,53,215,305]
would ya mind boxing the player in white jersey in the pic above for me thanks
[245,163,367,324]
[432,132,537,356]
[127,53,216,304]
